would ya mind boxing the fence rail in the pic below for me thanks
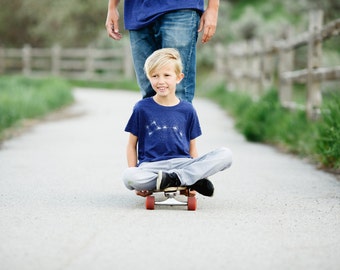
[215,10,340,119]
[0,43,134,82]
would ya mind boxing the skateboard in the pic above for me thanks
[145,186,197,211]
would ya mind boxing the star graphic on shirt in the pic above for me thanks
[146,121,182,137]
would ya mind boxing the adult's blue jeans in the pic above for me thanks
[129,10,200,102]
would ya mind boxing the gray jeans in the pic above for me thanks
[122,147,232,191]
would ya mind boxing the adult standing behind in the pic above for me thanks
[105,0,219,102]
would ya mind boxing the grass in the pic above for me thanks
[0,76,139,141]
[0,76,74,139]
[204,83,340,171]
[315,91,340,169]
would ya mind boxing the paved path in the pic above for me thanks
[0,88,339,270]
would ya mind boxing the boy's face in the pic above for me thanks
[148,63,184,98]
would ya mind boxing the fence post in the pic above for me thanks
[214,43,225,75]
[224,43,237,91]
[261,36,275,91]
[278,27,294,108]
[239,42,248,93]
[123,41,134,79]
[86,45,95,79]
[51,44,61,76]
[226,43,237,91]
[250,39,262,99]
[306,10,323,120]
[22,44,31,76]
[0,46,4,74]
[227,46,237,92]
[214,43,230,89]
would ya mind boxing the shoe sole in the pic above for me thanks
[156,170,163,191]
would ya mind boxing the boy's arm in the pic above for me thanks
[189,139,199,158]
[126,133,138,167]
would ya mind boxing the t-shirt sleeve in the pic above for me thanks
[124,103,140,136]
[189,107,202,140]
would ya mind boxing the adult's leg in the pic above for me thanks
[129,10,200,101]
[157,10,200,102]
[129,28,158,98]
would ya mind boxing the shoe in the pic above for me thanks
[190,178,214,197]
[156,170,181,190]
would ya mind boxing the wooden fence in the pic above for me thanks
[0,42,134,82]
[215,10,340,119]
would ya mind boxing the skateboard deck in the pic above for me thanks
[145,186,197,211]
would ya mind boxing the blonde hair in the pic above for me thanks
[144,48,183,79]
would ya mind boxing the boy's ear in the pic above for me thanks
[177,73,184,84]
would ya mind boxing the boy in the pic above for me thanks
[122,48,232,197]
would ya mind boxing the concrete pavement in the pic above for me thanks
[0,88,339,270]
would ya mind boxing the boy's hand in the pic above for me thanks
[135,190,153,197]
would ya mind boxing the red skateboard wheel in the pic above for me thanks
[145,196,155,210]
[187,197,197,211]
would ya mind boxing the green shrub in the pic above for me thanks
[315,92,340,169]
[237,90,282,142]
[204,84,340,170]
[0,76,74,135]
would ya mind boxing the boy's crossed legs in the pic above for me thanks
[122,147,232,197]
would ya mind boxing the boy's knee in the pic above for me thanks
[219,147,233,168]
[222,147,232,160]
[122,167,138,190]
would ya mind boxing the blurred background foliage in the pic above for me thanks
[0,0,339,47]
[0,0,108,47]
[0,0,339,168]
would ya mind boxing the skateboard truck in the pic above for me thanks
[145,187,197,211]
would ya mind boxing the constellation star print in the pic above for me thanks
[146,120,183,137]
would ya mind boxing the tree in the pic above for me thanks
[0,0,109,47]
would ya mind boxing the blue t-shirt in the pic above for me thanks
[125,98,202,165]
[124,0,204,30]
